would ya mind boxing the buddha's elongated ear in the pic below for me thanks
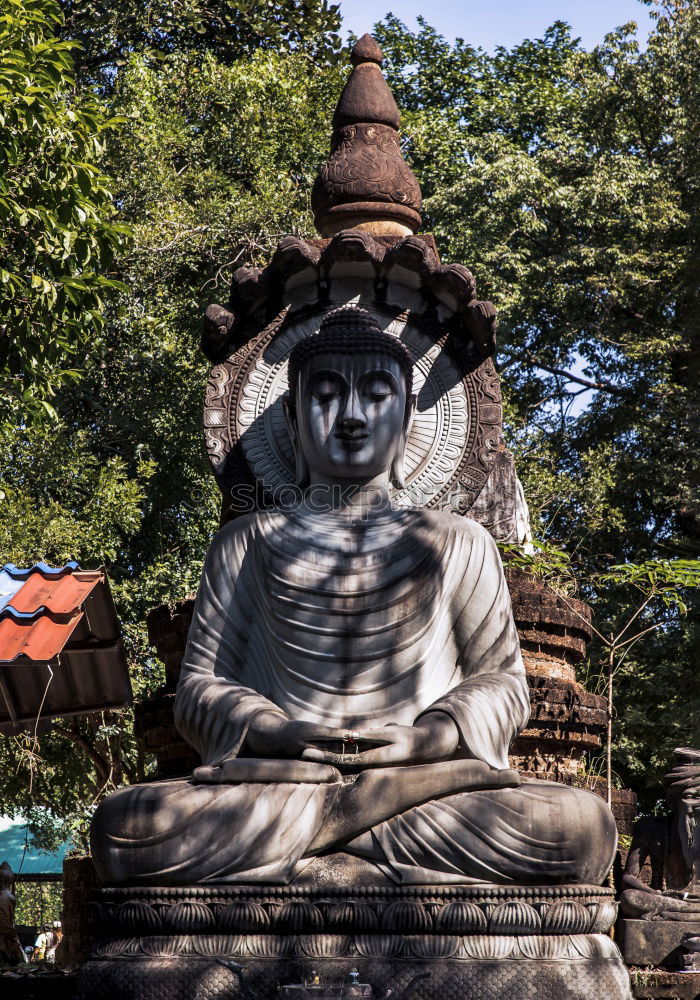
[391,393,417,489]
[283,394,310,488]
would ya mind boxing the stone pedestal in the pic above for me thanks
[619,919,700,970]
[78,884,632,1000]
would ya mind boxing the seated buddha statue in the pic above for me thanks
[92,306,616,887]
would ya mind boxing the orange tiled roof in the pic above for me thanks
[0,562,132,731]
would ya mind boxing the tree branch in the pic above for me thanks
[52,723,111,787]
[499,349,631,395]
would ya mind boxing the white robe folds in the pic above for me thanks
[91,507,616,886]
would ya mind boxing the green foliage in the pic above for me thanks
[374,5,700,803]
[0,21,343,842]
[0,0,128,428]
[14,880,62,927]
[59,0,342,87]
[0,427,154,567]
[2,0,700,827]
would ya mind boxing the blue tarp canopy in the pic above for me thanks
[0,817,69,877]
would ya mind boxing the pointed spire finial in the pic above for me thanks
[312,33,422,237]
[351,33,384,66]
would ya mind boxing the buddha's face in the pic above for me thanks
[292,351,411,483]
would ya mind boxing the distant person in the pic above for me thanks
[0,862,24,966]
[45,921,62,962]
[33,923,53,961]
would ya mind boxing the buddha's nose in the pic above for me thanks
[339,390,367,431]
[338,415,366,433]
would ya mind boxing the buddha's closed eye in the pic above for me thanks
[363,379,394,402]
[311,377,343,403]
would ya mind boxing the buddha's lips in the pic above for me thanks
[335,432,369,450]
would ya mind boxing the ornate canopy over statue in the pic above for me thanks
[198,35,520,533]
[202,232,502,517]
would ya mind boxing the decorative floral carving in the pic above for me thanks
[458,935,515,960]
[162,901,215,934]
[434,901,488,934]
[313,124,421,217]
[139,935,188,957]
[90,884,618,943]
[296,934,350,958]
[542,901,591,935]
[218,902,270,934]
[273,901,324,933]
[588,901,618,933]
[244,935,295,959]
[93,937,140,959]
[117,900,162,936]
[382,901,432,933]
[326,901,378,932]
[192,935,245,957]
[489,901,541,935]
[406,935,459,959]
[354,934,404,958]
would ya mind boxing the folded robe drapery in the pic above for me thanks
[173,507,532,770]
[91,775,617,886]
[91,506,617,886]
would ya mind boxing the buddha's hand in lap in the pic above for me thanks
[301,712,460,768]
[244,712,356,760]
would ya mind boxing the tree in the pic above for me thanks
[58,0,342,88]
[0,0,127,429]
[0,43,345,848]
[3,0,700,837]
[374,4,700,804]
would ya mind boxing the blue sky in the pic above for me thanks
[338,0,655,51]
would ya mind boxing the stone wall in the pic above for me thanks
[55,855,97,968]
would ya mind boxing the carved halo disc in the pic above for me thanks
[204,305,501,511]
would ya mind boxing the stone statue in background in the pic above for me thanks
[92,307,616,887]
[0,861,24,967]
[623,747,700,919]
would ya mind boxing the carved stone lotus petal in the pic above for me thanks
[218,901,270,933]
[326,901,378,932]
[162,901,215,934]
[117,900,162,935]
[192,934,245,957]
[489,900,541,935]
[140,935,188,957]
[274,901,324,932]
[458,935,515,960]
[406,935,459,959]
[382,900,431,933]
[355,934,404,958]
[434,901,487,934]
[296,934,350,958]
[570,933,618,960]
[517,934,567,961]
[94,937,139,958]
[587,901,618,933]
[245,935,295,958]
[542,901,590,935]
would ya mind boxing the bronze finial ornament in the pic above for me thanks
[311,34,422,236]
